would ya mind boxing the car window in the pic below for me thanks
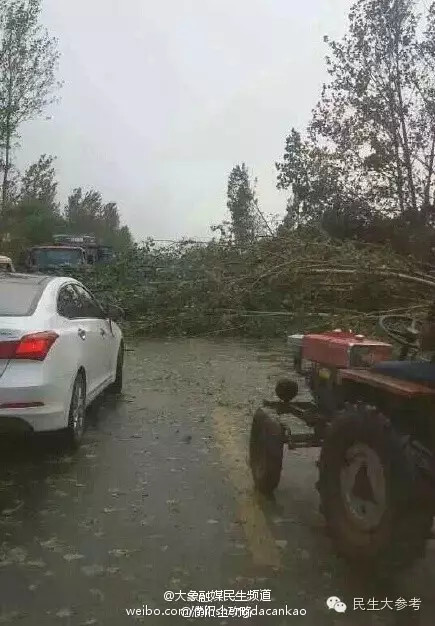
[73,284,105,319]
[0,279,44,316]
[57,284,82,319]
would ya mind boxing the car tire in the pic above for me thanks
[317,403,434,573]
[64,372,86,450]
[109,342,124,395]
[249,407,284,495]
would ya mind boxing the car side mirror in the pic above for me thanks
[106,303,125,321]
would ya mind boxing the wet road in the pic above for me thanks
[1,338,435,626]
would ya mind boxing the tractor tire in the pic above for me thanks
[249,407,284,495]
[317,403,434,574]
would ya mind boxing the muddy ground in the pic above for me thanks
[0,338,435,626]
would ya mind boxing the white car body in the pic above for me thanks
[0,274,123,434]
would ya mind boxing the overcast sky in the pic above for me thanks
[18,0,353,241]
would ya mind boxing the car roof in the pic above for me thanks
[0,273,82,287]
[0,274,84,315]
[0,272,54,285]
[0,273,58,316]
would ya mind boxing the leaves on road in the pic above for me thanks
[108,548,131,558]
[81,564,105,577]
[63,553,85,562]
[55,608,73,618]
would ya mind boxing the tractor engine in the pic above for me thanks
[291,330,393,417]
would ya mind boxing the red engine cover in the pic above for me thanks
[302,329,393,368]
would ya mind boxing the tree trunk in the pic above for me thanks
[396,77,418,216]
[1,42,14,213]
[1,110,11,211]
[423,131,435,222]
[388,94,405,214]
[393,1,418,218]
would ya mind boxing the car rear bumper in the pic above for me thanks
[0,403,68,433]
[0,370,70,433]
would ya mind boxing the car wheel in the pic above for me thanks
[249,407,284,495]
[109,343,124,394]
[64,372,86,449]
[317,403,434,573]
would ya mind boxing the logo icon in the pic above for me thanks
[326,597,347,613]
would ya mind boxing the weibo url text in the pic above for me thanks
[126,605,307,619]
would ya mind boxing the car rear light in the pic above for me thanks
[15,332,59,361]
[0,341,19,359]
[0,331,58,361]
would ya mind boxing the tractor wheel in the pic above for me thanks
[317,403,434,573]
[249,408,284,495]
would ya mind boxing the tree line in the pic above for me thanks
[3,0,434,266]
[1,153,133,256]
[225,0,435,263]
[0,0,132,259]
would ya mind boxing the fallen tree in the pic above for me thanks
[60,230,435,338]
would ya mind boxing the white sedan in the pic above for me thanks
[0,273,124,448]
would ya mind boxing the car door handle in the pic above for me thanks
[78,328,86,340]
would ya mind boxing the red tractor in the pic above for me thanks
[249,315,435,573]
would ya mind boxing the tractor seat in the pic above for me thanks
[371,360,435,389]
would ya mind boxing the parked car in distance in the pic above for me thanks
[0,273,124,448]
[0,255,15,272]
